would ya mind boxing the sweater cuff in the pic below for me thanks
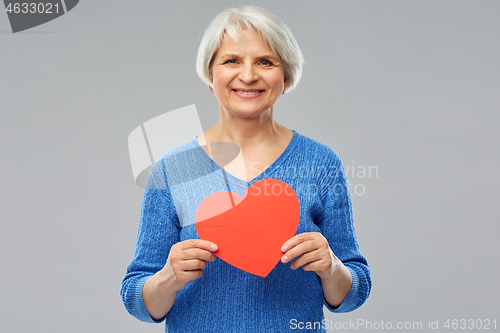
[323,266,359,313]
[127,275,166,324]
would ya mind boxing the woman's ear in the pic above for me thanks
[209,63,214,83]
[209,68,214,92]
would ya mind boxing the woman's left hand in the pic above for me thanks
[281,232,342,279]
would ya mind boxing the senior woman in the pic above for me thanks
[121,6,371,332]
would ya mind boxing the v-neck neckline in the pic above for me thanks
[193,130,299,187]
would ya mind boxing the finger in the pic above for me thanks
[281,239,320,263]
[180,259,208,271]
[289,249,324,270]
[182,248,216,262]
[171,258,206,273]
[180,239,218,252]
[281,232,321,253]
[176,269,204,283]
[300,259,327,272]
[289,249,320,269]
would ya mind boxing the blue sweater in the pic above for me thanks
[121,130,371,332]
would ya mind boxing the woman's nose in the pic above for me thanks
[238,64,258,84]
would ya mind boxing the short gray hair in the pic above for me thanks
[196,6,304,93]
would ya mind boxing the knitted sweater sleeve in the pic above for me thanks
[317,153,372,313]
[120,159,181,323]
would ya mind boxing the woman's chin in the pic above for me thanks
[230,108,270,119]
[222,103,272,118]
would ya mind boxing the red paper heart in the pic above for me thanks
[195,178,300,277]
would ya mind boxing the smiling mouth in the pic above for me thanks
[233,90,264,95]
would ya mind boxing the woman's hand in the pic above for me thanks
[281,232,352,308]
[280,232,339,279]
[162,239,218,291]
[143,239,217,320]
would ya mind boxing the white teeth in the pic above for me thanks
[235,90,261,94]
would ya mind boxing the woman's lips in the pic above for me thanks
[232,89,265,99]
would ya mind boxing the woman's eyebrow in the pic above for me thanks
[258,54,278,61]
[218,53,240,60]
[219,53,278,61]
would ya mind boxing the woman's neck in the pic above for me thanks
[205,106,290,150]
[196,105,294,182]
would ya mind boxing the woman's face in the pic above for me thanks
[210,28,286,118]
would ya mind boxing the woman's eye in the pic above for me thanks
[225,59,237,64]
[260,60,273,66]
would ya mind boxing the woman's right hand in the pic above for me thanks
[143,239,217,320]
[161,239,218,291]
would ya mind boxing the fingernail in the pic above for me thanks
[281,245,288,252]
[211,244,218,251]
[281,255,288,263]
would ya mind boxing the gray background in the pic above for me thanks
[1,0,499,332]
